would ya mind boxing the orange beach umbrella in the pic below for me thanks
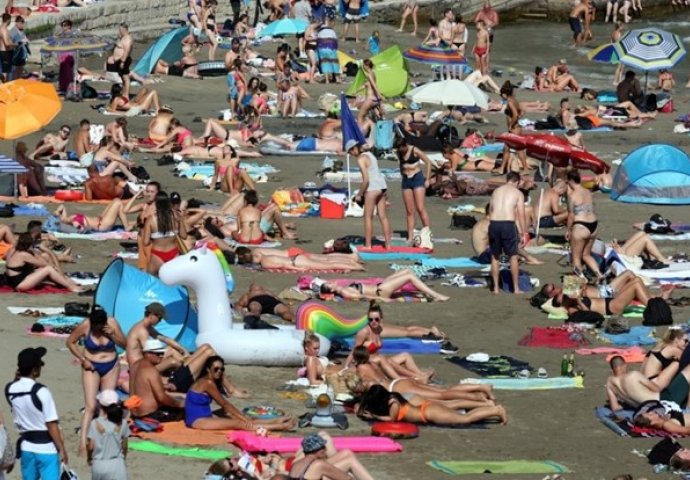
[0,79,62,140]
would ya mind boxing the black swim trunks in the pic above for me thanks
[568,17,583,35]
[0,50,13,76]
[116,56,132,76]
[538,215,557,229]
[476,248,492,265]
[169,365,195,393]
[248,294,283,315]
[661,374,690,406]
[488,220,519,258]
[168,64,184,77]
[136,407,184,423]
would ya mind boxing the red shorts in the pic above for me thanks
[151,247,180,263]
[474,46,488,57]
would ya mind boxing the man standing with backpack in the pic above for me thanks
[5,347,69,479]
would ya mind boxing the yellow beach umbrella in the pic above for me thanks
[0,80,61,140]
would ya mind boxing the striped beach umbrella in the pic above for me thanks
[613,27,686,71]
[403,44,466,65]
[587,43,619,64]
[0,155,28,198]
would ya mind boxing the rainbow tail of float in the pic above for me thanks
[295,301,367,339]
[204,241,234,293]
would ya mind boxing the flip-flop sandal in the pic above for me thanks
[517,369,530,379]
[537,367,548,379]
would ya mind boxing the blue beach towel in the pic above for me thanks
[600,326,656,346]
[342,337,440,354]
[357,252,433,262]
[421,258,483,269]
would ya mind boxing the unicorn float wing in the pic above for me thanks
[159,247,330,366]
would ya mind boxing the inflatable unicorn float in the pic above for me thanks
[159,246,330,366]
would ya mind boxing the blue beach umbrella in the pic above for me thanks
[133,27,188,76]
[259,18,309,37]
[340,93,366,200]
[587,43,619,64]
[614,27,686,71]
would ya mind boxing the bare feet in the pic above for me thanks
[434,294,451,302]
[496,405,508,425]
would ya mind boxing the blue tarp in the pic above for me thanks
[133,27,188,76]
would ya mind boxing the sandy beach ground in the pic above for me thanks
[2,13,690,480]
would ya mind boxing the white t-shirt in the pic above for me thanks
[293,1,312,20]
[7,378,59,454]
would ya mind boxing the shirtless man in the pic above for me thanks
[31,126,71,160]
[317,112,342,139]
[0,13,14,81]
[438,9,454,47]
[488,172,528,294]
[234,246,365,271]
[537,180,568,229]
[112,23,133,98]
[125,302,189,373]
[232,190,296,244]
[84,165,121,200]
[105,118,136,152]
[568,0,588,47]
[147,105,175,143]
[224,38,242,70]
[341,0,362,43]
[74,119,96,159]
[473,203,541,266]
[128,339,184,421]
[606,356,690,410]
[473,20,490,76]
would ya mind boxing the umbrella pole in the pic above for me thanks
[534,188,544,244]
[13,173,17,198]
[346,152,351,200]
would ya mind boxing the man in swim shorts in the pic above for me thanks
[568,0,587,46]
[342,0,362,42]
[537,181,568,229]
[488,172,528,294]
[112,23,133,98]
[235,283,295,322]
[0,14,14,81]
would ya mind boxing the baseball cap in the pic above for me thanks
[302,433,327,453]
[170,192,182,205]
[345,139,360,152]
[142,338,167,353]
[18,347,47,373]
[145,302,167,319]
[96,389,120,407]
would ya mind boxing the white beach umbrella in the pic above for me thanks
[405,79,489,109]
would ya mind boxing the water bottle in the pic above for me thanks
[567,353,575,377]
[560,354,568,376]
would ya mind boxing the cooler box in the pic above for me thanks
[320,193,346,219]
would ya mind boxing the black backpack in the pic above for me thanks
[643,297,673,326]
[648,437,682,465]
[449,214,476,230]
[5,381,45,411]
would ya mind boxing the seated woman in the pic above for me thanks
[319,269,450,303]
[441,145,497,172]
[89,137,139,183]
[640,328,686,388]
[15,141,47,197]
[611,231,670,266]
[357,384,508,426]
[153,44,201,79]
[209,145,255,194]
[301,333,337,385]
[234,246,365,272]
[545,62,580,92]
[107,84,161,116]
[54,203,131,233]
[277,78,310,118]
[351,347,495,409]
[196,117,273,149]
[289,432,374,480]
[185,355,296,431]
[146,118,194,153]
[3,233,85,293]
[343,302,434,382]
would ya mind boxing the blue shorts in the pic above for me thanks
[296,137,317,152]
[401,171,425,190]
[21,451,61,480]
[476,248,492,265]
[226,74,238,100]
[569,17,582,34]
[488,220,519,258]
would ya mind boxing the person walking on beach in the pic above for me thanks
[473,20,490,76]
[341,0,362,42]
[5,347,69,479]
[488,172,528,294]
[568,0,588,47]
[86,391,129,480]
[0,13,14,81]
[112,22,133,99]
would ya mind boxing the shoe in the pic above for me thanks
[439,341,459,355]
[421,333,444,343]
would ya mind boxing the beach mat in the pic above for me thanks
[0,195,110,204]
[128,440,233,460]
[135,421,229,446]
[228,240,282,248]
[460,376,583,390]
[518,327,590,349]
[0,284,70,295]
[594,406,686,438]
[341,337,441,354]
[53,230,137,241]
[576,346,647,363]
[427,460,570,475]
[8,306,64,316]
[446,355,532,377]
[357,251,433,262]
[599,326,656,346]
[548,304,644,320]
[421,258,483,269]
[227,431,403,453]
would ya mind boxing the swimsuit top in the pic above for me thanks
[348,282,364,294]
[5,261,36,276]
[504,102,514,117]
[646,349,676,370]
[151,230,176,240]
[367,341,381,354]
[84,331,116,353]
[290,458,318,480]
[572,202,594,215]
[399,147,420,167]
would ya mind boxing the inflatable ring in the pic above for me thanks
[242,405,286,420]
[197,61,227,77]
[55,189,84,201]
[296,301,367,339]
[371,422,419,439]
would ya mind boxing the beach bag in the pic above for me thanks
[498,269,533,293]
[317,93,338,112]
[344,62,358,77]
[659,98,674,113]
[604,316,630,334]
[0,425,14,470]
[80,81,97,99]
[374,120,394,151]
[643,213,674,234]
[0,205,13,218]
[567,310,604,327]
[130,166,150,181]
[64,302,90,317]
[449,214,476,230]
[648,437,682,465]
[643,298,673,326]
[60,463,79,480]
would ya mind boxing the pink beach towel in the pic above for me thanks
[227,431,403,453]
[518,326,590,349]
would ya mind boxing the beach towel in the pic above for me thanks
[599,326,656,346]
[227,431,402,453]
[8,306,64,316]
[135,421,229,446]
[228,240,282,248]
[341,337,441,354]
[128,440,233,460]
[518,326,590,349]
[0,195,110,204]
[357,251,433,262]
[0,284,70,294]
[595,406,687,438]
[547,304,644,320]
[11,203,50,216]
[460,376,584,390]
[53,230,138,241]
[27,315,83,337]
[427,460,571,475]
[45,166,88,185]
[446,355,532,377]
[608,250,690,280]
[421,258,483,269]
[576,346,647,363]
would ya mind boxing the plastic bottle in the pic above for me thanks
[567,353,575,377]
[560,354,568,376]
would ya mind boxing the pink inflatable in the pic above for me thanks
[226,431,404,453]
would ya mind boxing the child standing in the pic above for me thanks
[87,390,129,480]
[368,31,380,55]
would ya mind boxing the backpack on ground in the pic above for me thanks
[643,297,673,326]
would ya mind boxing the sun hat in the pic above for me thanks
[302,433,327,453]
[142,338,167,353]
[96,389,120,407]
[345,139,360,152]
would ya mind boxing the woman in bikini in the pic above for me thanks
[304,20,320,83]
[185,355,296,431]
[302,333,333,385]
[319,268,450,302]
[343,303,433,382]
[395,138,432,244]
[66,305,126,456]
[148,118,194,153]
[566,169,601,279]
[153,44,201,79]
[499,82,529,174]
[357,385,508,427]
[187,0,203,29]
[357,60,384,126]
[54,202,131,233]
[107,84,161,116]
[234,246,365,272]
[397,0,418,35]
[641,328,687,388]
[209,145,255,194]
[195,117,277,150]
[441,145,497,172]
[4,233,85,293]
[88,137,139,183]
[143,193,187,275]
[201,0,218,61]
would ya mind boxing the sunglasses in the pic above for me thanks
[212,366,225,373]
[61,129,71,134]
[368,316,381,322]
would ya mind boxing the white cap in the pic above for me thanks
[96,389,119,407]
[142,338,167,353]
[345,139,360,152]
